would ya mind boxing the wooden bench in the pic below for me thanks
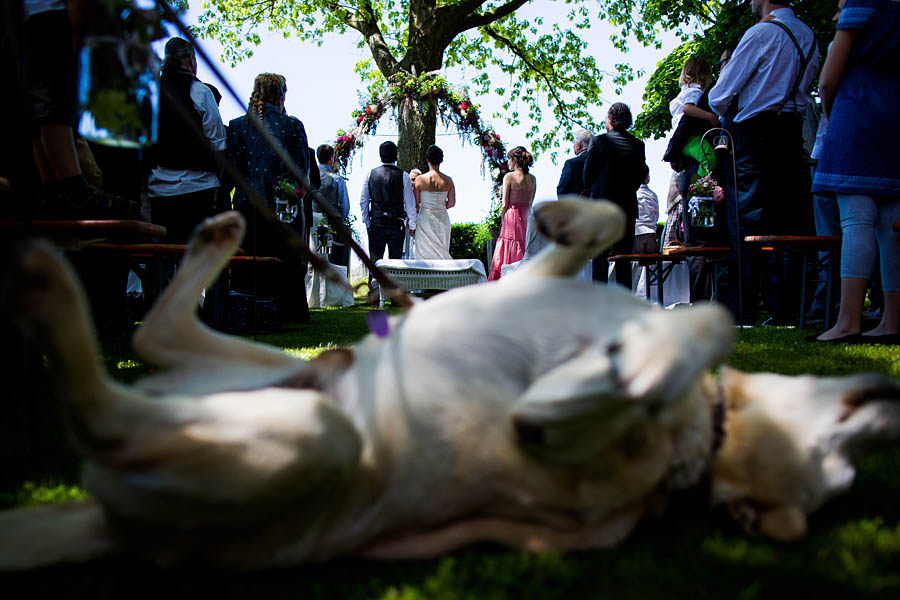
[608,253,686,307]
[665,246,731,302]
[0,219,166,249]
[744,235,842,328]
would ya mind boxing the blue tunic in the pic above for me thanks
[228,104,309,209]
[812,0,900,196]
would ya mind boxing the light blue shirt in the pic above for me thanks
[709,8,819,123]
[318,164,351,219]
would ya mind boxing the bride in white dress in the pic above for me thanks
[412,145,456,260]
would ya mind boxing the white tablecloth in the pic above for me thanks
[375,258,487,280]
[306,261,355,308]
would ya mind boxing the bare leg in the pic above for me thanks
[817,277,866,340]
[38,123,82,180]
[32,138,56,182]
[511,196,626,280]
[864,290,900,337]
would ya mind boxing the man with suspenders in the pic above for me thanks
[709,0,820,325]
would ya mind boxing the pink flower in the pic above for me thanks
[713,186,725,204]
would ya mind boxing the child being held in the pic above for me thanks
[664,57,720,196]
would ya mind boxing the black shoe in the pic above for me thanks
[803,332,864,344]
[41,185,140,220]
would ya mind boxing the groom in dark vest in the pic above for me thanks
[360,141,416,298]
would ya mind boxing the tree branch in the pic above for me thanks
[324,0,400,75]
[442,0,530,38]
[482,25,587,129]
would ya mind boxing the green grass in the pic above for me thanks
[4,308,900,598]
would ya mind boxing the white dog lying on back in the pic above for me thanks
[2,198,898,570]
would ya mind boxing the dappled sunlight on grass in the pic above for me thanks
[283,344,337,361]
[12,481,89,507]
[701,535,778,567]
[727,327,900,377]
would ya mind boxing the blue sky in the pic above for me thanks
[174,4,689,227]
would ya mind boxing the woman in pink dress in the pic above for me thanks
[489,146,536,280]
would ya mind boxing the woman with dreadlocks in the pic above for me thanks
[228,73,311,323]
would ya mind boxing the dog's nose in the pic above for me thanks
[512,416,545,445]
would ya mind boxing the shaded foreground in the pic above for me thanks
[3,306,899,599]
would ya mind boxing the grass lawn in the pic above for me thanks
[3,303,899,599]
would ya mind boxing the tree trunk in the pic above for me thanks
[396,95,437,174]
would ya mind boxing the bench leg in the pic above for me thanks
[825,248,839,329]
[799,251,809,329]
[654,261,662,306]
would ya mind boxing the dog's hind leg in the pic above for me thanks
[510,196,625,279]
[133,211,298,373]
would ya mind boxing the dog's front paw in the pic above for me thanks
[534,196,625,252]
[188,211,246,257]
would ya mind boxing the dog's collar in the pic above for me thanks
[711,377,726,454]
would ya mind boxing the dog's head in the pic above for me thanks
[711,367,900,541]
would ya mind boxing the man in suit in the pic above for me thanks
[360,140,416,303]
[556,128,592,198]
[582,102,647,287]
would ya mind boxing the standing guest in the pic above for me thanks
[810,0,900,343]
[315,144,350,220]
[489,146,535,281]
[228,73,309,231]
[708,0,819,325]
[556,129,592,198]
[582,102,647,288]
[314,143,351,265]
[409,168,422,187]
[22,0,139,219]
[413,145,456,260]
[149,38,226,244]
[228,72,311,323]
[360,141,416,301]
[633,165,659,255]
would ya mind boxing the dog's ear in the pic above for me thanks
[510,343,639,464]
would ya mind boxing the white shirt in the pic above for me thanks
[635,184,659,236]
[148,80,226,197]
[709,8,819,123]
[359,164,417,230]
[670,83,704,131]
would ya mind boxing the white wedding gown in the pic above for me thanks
[414,190,452,260]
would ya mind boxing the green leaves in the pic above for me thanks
[630,0,837,141]
[193,1,623,156]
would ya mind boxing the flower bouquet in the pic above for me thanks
[686,175,718,228]
[275,177,303,223]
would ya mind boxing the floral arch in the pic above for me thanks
[331,72,509,213]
